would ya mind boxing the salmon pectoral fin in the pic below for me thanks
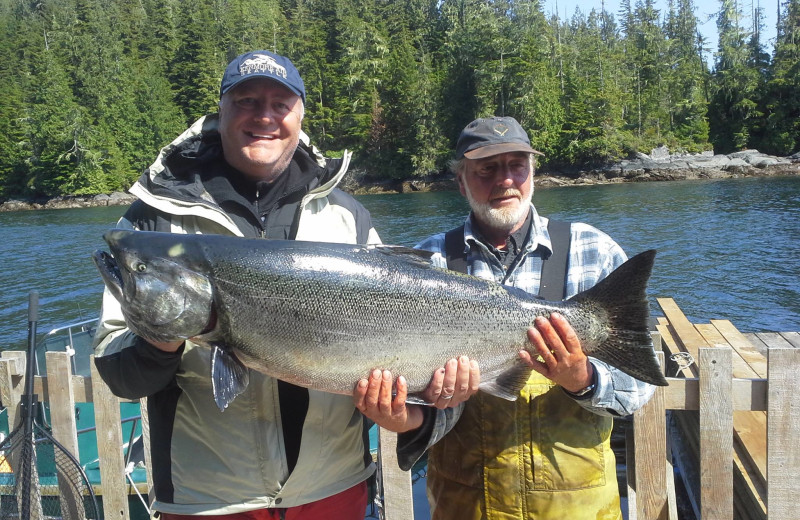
[211,344,250,411]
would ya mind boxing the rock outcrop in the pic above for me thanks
[0,192,137,212]
[3,148,798,210]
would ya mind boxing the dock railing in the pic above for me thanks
[0,351,151,519]
[1,297,798,520]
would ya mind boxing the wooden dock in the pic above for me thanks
[1,298,798,519]
[646,297,800,520]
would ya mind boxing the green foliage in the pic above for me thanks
[0,0,792,200]
[761,0,800,155]
[708,0,763,153]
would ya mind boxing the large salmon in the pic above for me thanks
[93,230,667,411]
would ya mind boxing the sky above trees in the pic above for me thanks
[546,0,779,64]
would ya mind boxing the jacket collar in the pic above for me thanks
[129,114,351,234]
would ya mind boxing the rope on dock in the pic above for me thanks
[670,352,695,376]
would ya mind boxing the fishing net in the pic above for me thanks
[0,421,100,520]
[0,291,101,520]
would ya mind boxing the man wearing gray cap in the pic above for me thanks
[399,116,656,519]
[93,50,472,519]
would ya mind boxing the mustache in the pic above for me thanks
[490,189,522,199]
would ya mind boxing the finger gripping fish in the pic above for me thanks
[93,230,667,412]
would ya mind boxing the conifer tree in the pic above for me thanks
[709,0,761,152]
[557,6,632,164]
[373,0,447,177]
[438,0,500,141]
[0,10,30,197]
[763,0,800,154]
[0,0,795,200]
[171,0,225,123]
[25,44,90,196]
[508,1,564,162]
[285,0,338,150]
[664,0,710,151]
[329,0,390,153]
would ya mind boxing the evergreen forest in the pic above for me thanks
[1,0,799,200]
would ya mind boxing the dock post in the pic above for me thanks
[377,427,414,519]
[699,346,733,519]
[766,346,800,518]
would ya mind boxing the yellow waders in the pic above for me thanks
[427,372,621,520]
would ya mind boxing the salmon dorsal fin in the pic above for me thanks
[478,360,532,401]
[368,245,436,268]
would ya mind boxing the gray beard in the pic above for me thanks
[464,183,533,234]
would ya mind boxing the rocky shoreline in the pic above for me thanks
[3,148,799,212]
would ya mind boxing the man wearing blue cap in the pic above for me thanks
[391,116,656,519]
[93,50,475,519]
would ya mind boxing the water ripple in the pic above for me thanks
[0,177,797,353]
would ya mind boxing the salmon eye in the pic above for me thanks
[135,262,147,272]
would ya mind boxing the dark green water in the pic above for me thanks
[1,176,798,351]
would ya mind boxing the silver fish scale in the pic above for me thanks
[99,231,665,398]
[203,242,583,395]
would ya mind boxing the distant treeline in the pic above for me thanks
[1,0,798,199]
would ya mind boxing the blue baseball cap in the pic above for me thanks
[456,116,543,159]
[220,50,306,103]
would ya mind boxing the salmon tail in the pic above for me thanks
[570,249,668,386]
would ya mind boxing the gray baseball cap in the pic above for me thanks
[455,116,543,159]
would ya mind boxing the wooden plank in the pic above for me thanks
[696,323,769,488]
[756,332,795,349]
[661,314,768,520]
[657,298,709,369]
[628,349,673,520]
[731,410,767,485]
[654,346,679,520]
[780,332,800,348]
[140,397,154,492]
[378,427,413,520]
[699,347,733,520]
[90,355,130,520]
[696,324,760,378]
[766,347,800,519]
[711,320,767,378]
[45,352,85,520]
[662,378,766,411]
[668,411,701,519]
[743,333,769,357]
[35,375,93,403]
[0,351,25,376]
[0,357,24,430]
[44,353,79,454]
[656,323,696,378]
[633,362,669,520]
[732,442,767,519]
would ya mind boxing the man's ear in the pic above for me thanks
[456,172,467,197]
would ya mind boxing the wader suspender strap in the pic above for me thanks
[538,219,571,300]
[444,219,571,299]
[444,224,468,274]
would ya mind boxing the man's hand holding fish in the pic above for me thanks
[354,356,481,432]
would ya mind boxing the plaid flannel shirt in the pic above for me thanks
[397,205,656,468]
